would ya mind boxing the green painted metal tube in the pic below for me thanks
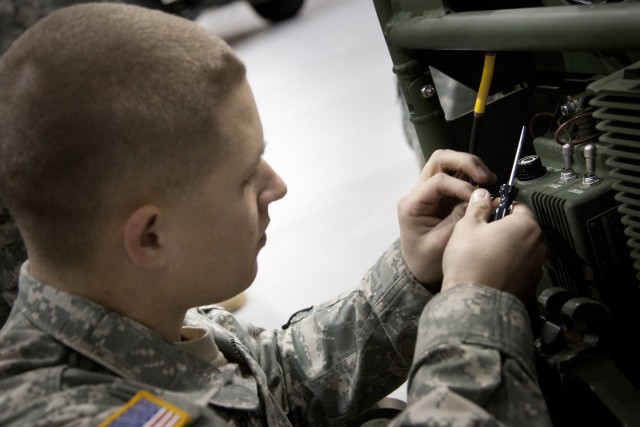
[373,0,455,160]
[389,3,640,52]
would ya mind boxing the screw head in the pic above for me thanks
[420,85,436,99]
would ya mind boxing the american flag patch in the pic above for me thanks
[99,390,191,427]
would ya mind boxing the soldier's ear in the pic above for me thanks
[123,205,166,269]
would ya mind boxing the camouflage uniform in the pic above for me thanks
[0,240,551,426]
[0,2,550,424]
[0,6,28,315]
[0,200,26,327]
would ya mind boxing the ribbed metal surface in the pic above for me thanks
[531,192,585,295]
[591,75,640,280]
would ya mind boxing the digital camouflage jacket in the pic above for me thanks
[0,241,551,426]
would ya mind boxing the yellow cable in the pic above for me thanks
[474,52,496,116]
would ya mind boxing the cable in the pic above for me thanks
[528,112,554,140]
[554,110,599,145]
[468,52,496,155]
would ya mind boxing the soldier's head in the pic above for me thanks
[0,3,286,305]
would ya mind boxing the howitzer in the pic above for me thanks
[373,0,640,425]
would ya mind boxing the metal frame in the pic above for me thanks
[373,0,640,160]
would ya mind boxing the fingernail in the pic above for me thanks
[471,188,489,202]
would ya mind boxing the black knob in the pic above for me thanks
[517,155,546,181]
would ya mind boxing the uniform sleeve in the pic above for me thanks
[389,283,552,427]
[0,201,27,328]
[207,240,434,425]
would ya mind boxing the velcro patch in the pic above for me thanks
[99,390,191,427]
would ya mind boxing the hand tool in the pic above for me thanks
[493,126,526,220]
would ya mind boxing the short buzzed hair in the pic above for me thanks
[0,3,246,266]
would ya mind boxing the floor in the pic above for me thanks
[196,0,421,398]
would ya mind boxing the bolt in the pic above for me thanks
[420,85,436,99]
[561,98,578,117]
[582,143,600,187]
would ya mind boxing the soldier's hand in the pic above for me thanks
[441,188,546,302]
[398,150,496,288]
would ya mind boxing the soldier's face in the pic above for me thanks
[170,79,287,305]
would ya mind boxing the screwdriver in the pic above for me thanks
[493,126,526,221]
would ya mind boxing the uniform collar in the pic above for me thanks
[15,263,253,404]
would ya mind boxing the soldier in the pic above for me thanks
[0,0,247,328]
[0,4,551,426]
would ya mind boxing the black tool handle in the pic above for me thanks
[493,183,518,221]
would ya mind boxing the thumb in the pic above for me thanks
[465,188,492,222]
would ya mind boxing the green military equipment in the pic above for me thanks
[373,1,640,425]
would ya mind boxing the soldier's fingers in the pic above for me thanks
[421,149,497,185]
[509,202,536,219]
[410,172,477,207]
[462,188,492,223]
